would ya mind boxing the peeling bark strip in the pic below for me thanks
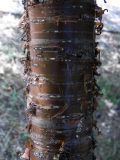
[20,0,105,159]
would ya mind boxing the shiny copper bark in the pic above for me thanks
[20,0,105,159]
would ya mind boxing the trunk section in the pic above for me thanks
[20,0,104,159]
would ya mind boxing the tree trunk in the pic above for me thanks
[20,0,104,159]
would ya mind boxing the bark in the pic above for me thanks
[20,0,104,159]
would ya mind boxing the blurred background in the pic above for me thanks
[0,0,120,160]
